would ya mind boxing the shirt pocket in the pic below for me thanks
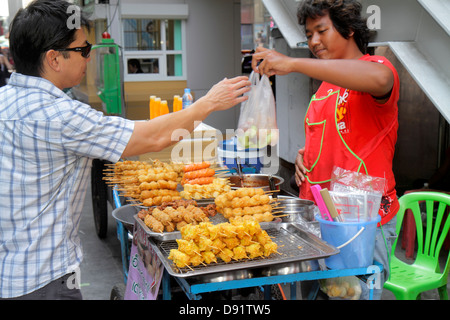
[304,118,326,172]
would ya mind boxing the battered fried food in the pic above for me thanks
[181,178,231,199]
[168,249,190,268]
[144,214,164,233]
[169,220,278,268]
[139,200,215,233]
[214,187,276,222]
[104,160,183,207]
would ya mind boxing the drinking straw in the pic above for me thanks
[311,185,333,221]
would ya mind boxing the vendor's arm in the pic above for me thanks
[252,48,393,99]
[121,76,250,158]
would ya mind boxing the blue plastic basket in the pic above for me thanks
[218,137,265,174]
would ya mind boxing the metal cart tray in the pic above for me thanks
[134,212,278,241]
[134,212,228,241]
[150,223,339,278]
[128,198,216,210]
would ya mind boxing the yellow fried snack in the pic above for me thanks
[169,220,278,268]
[168,249,190,268]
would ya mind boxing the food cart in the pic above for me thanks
[109,160,383,300]
[88,34,382,301]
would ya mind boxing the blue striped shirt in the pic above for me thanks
[0,73,134,297]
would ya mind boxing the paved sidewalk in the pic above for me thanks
[79,186,124,300]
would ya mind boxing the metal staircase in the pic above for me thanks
[386,0,450,123]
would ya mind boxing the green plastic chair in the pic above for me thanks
[384,191,450,299]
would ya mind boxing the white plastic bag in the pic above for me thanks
[330,166,386,221]
[320,276,362,300]
[236,71,278,149]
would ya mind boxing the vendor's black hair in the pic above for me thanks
[9,0,91,77]
[297,0,370,54]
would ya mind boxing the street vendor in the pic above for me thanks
[0,0,250,300]
[252,0,399,299]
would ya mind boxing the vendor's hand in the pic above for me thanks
[251,46,294,77]
[201,76,251,111]
[295,148,307,187]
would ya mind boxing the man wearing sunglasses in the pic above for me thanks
[58,41,93,59]
[0,0,250,300]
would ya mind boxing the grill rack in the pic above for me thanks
[153,224,338,278]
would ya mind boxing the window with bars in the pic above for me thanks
[122,18,184,80]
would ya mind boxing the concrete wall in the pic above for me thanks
[184,0,242,133]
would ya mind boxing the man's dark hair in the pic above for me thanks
[9,0,90,77]
[297,0,370,54]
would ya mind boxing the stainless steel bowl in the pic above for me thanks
[259,260,319,276]
[229,174,284,191]
[273,195,316,222]
[112,204,138,232]
[193,269,253,283]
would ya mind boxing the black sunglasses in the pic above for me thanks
[57,41,92,58]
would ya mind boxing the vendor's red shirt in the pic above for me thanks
[301,54,400,225]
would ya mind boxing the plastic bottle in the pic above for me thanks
[160,100,169,116]
[154,97,161,118]
[182,88,193,109]
[149,95,156,119]
[173,95,182,112]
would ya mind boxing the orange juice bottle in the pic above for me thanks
[179,96,183,111]
[149,95,156,119]
[178,96,183,111]
[154,97,161,118]
[160,100,169,115]
[173,95,180,112]
[178,95,184,112]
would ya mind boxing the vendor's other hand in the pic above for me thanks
[251,47,293,77]
[295,148,307,187]
[202,76,251,111]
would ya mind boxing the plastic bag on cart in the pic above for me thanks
[319,276,362,300]
[329,166,386,222]
[236,71,278,150]
[330,166,386,194]
[293,206,321,237]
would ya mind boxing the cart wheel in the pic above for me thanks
[91,159,108,238]
[271,284,285,300]
[110,283,126,300]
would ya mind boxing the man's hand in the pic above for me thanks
[201,76,251,112]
